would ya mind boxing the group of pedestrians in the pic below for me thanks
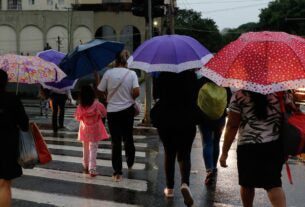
[0,50,296,207]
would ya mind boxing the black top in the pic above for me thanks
[153,70,201,127]
[0,92,29,179]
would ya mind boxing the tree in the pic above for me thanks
[174,9,223,52]
[259,0,305,35]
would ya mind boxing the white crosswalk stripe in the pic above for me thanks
[12,188,142,207]
[47,144,146,157]
[23,168,148,192]
[44,136,148,147]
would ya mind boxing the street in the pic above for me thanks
[11,101,305,207]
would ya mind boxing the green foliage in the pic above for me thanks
[174,9,223,52]
[259,0,305,35]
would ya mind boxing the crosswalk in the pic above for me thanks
[13,105,157,207]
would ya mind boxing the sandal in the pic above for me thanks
[164,188,174,198]
[205,171,214,185]
[89,169,97,177]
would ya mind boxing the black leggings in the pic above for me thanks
[158,125,196,188]
[107,106,135,175]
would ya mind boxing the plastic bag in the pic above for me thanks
[65,119,80,131]
[18,129,39,169]
[197,82,227,120]
[31,123,52,165]
[134,101,141,117]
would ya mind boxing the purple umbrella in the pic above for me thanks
[36,49,66,66]
[41,78,78,93]
[127,34,213,73]
[36,49,77,92]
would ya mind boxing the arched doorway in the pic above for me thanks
[95,25,116,41]
[119,25,141,52]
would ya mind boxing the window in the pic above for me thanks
[28,0,35,5]
[58,0,64,5]
[47,0,53,5]
[7,0,22,10]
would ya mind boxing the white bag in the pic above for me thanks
[18,129,39,169]
[65,119,80,131]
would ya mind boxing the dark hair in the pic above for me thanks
[115,49,130,67]
[79,85,95,107]
[248,91,268,120]
[0,69,8,90]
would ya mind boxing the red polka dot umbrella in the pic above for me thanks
[200,31,305,94]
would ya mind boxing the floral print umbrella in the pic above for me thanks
[0,54,66,84]
[200,31,305,94]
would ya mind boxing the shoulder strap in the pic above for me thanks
[107,70,130,102]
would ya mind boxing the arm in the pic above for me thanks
[97,102,107,118]
[219,111,241,167]
[132,87,140,99]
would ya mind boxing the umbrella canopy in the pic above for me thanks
[0,54,66,84]
[127,34,213,73]
[59,39,124,80]
[36,49,77,92]
[41,78,78,93]
[200,31,305,94]
[36,49,66,66]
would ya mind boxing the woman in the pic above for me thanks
[0,70,29,207]
[219,90,286,207]
[97,50,140,182]
[151,70,199,207]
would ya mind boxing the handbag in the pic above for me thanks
[134,101,141,117]
[30,123,52,165]
[18,129,39,169]
[279,93,305,157]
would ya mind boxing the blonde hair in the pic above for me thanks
[115,49,130,67]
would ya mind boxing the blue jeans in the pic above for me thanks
[198,118,226,172]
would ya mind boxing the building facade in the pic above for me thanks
[0,0,153,55]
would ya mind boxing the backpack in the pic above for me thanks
[197,82,227,120]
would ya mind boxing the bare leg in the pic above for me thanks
[240,186,255,207]
[267,187,286,207]
[0,179,12,207]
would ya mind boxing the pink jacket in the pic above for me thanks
[75,100,109,142]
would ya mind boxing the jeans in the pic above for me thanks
[198,118,226,172]
[82,141,99,170]
[107,106,135,175]
[157,125,196,188]
[51,93,67,132]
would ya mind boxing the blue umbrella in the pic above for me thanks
[59,39,124,80]
[36,50,77,92]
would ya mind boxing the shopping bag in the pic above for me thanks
[134,101,141,117]
[65,119,80,131]
[18,129,39,169]
[30,123,52,165]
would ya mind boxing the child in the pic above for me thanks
[38,85,50,118]
[75,85,109,177]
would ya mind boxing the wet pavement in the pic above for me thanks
[12,100,305,207]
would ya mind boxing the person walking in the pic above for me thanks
[219,90,287,207]
[50,89,73,133]
[151,70,199,207]
[196,76,231,185]
[97,50,140,182]
[0,70,29,207]
[75,85,109,177]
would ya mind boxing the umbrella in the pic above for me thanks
[0,54,66,84]
[36,49,66,66]
[36,50,77,93]
[200,31,305,94]
[41,78,78,93]
[127,34,213,73]
[59,39,124,79]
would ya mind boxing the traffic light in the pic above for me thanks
[131,0,165,18]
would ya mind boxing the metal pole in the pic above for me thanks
[143,0,153,125]
[169,0,175,34]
